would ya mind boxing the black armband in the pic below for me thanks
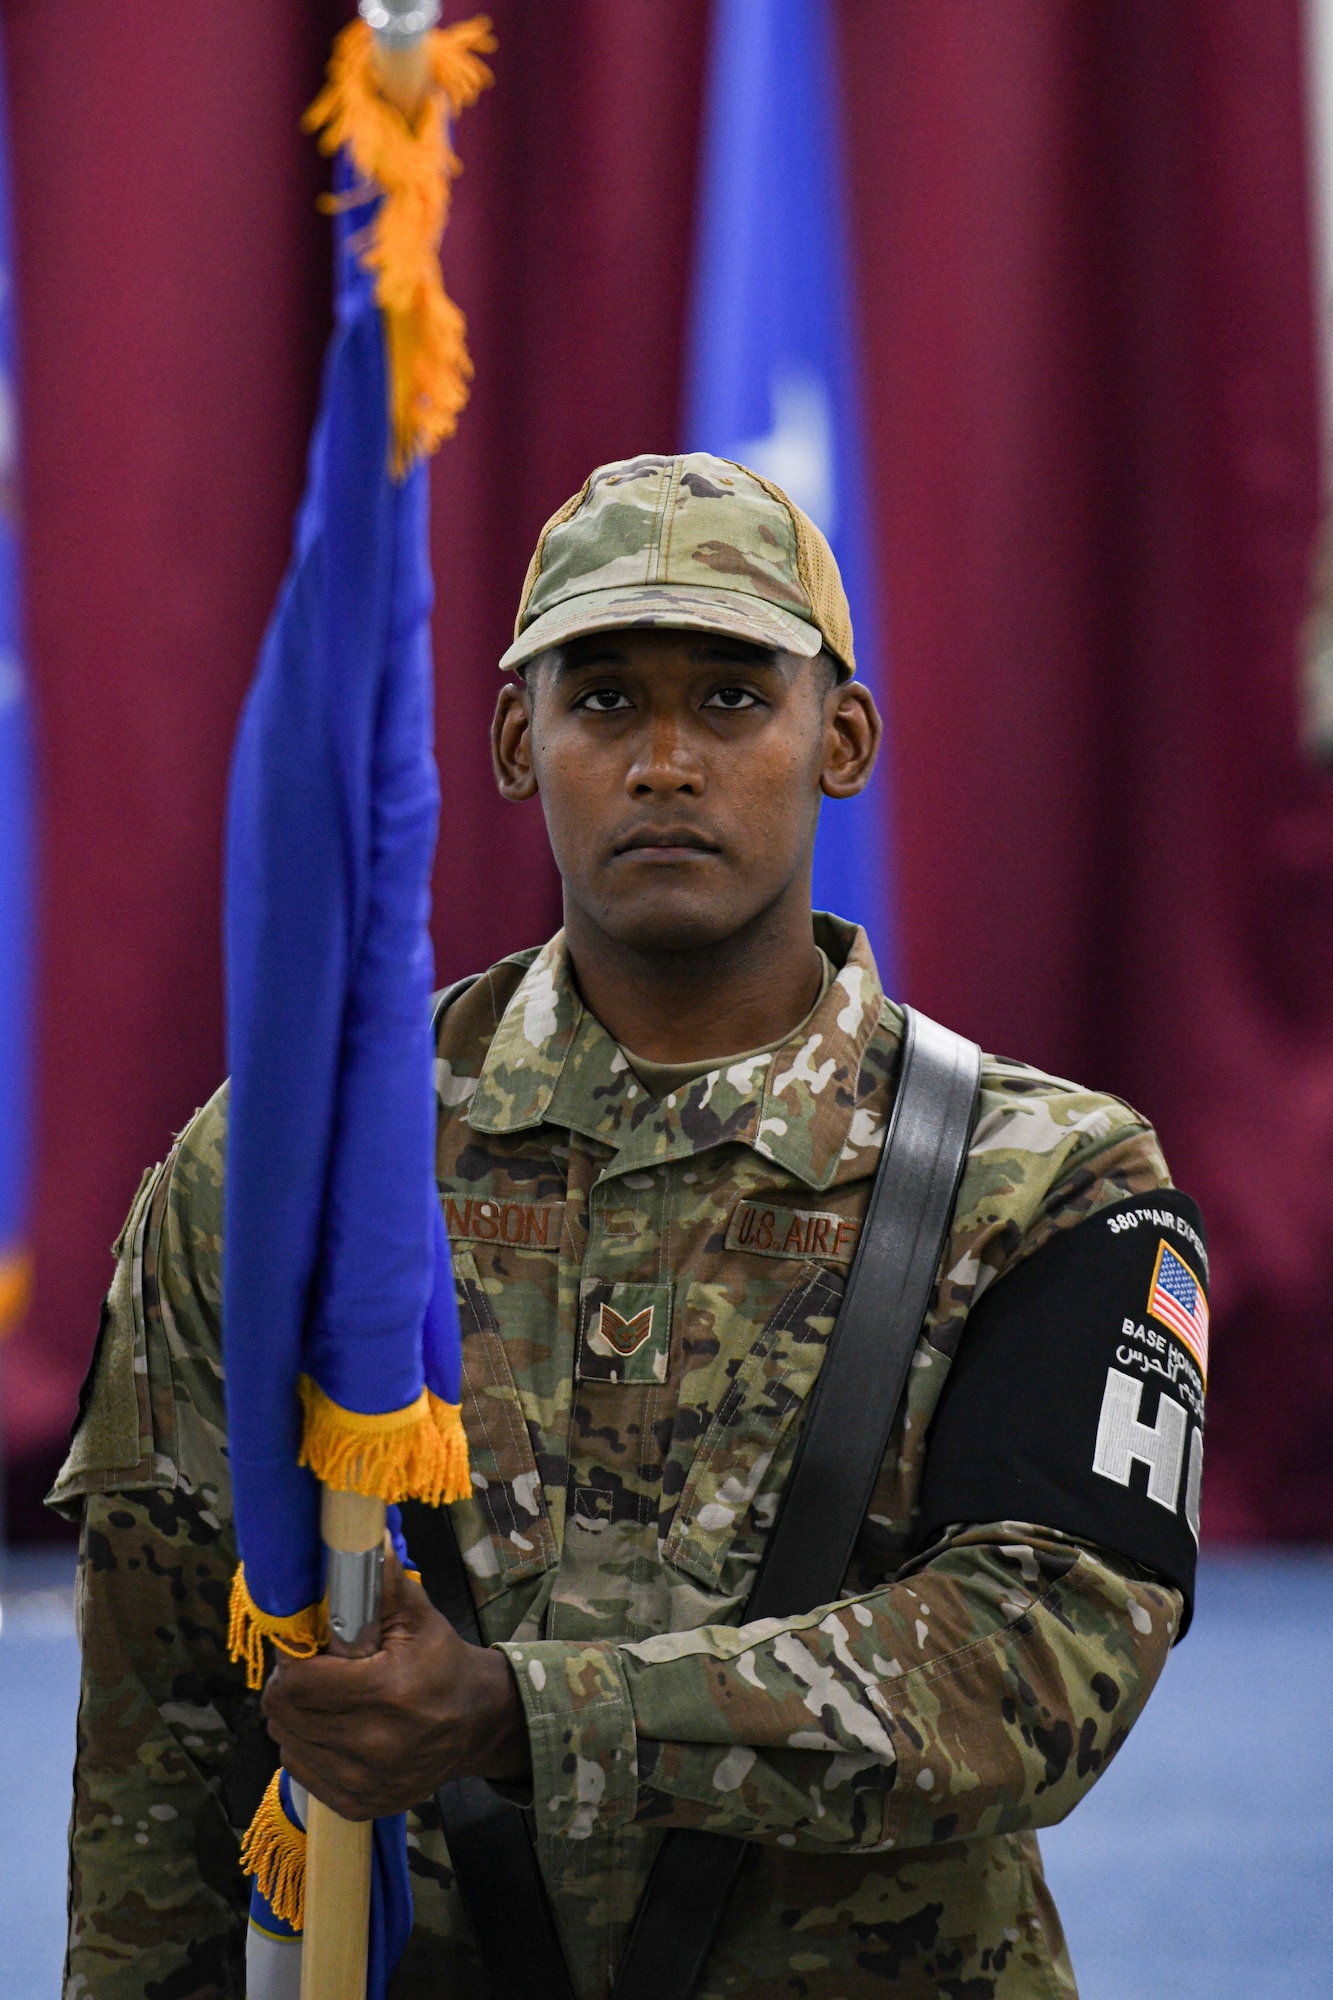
[917,1190,1208,1630]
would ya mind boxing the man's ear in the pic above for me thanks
[492,680,538,800]
[820,677,881,800]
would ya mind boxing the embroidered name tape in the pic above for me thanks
[726,1198,859,1264]
[443,1196,562,1250]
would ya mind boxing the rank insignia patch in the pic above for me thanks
[577,1280,673,1384]
[597,1304,655,1358]
[1147,1240,1209,1384]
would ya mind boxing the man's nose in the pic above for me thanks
[625,718,704,796]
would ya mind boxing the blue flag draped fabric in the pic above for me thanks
[0,33,34,1350]
[222,21,493,1996]
[686,0,896,979]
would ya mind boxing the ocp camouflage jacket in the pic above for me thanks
[52,917,1183,1999]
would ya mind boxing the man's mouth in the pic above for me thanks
[612,827,722,862]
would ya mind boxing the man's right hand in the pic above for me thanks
[262,1549,531,1820]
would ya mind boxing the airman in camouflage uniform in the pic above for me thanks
[52,455,1195,1999]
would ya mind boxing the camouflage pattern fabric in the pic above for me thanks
[51,915,1183,1999]
[498,452,852,676]
[51,1111,270,1998]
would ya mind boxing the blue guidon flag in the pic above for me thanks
[222,19,493,1998]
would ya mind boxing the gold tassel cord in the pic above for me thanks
[240,1769,308,1931]
[303,17,495,476]
[228,1566,329,1693]
[298,1376,472,1507]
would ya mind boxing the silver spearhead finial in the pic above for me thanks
[359,0,442,49]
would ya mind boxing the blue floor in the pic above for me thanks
[0,1547,81,2000]
[1,1548,1330,1998]
[1040,1551,1333,1999]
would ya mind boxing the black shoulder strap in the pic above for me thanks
[399,1499,578,2000]
[747,1008,983,1622]
[409,1001,981,2000]
[608,1008,982,2000]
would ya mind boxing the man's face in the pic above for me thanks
[491,628,880,954]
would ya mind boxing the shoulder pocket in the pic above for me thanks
[47,1157,175,1516]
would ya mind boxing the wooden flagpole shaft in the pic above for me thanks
[300,1486,387,2000]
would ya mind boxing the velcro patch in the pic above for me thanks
[1147,1239,1209,1385]
[726,1199,859,1264]
[443,1195,563,1251]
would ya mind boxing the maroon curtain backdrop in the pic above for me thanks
[3,0,1328,1545]
[845,0,1330,1541]
[0,0,343,1532]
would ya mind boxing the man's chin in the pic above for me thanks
[586,886,756,956]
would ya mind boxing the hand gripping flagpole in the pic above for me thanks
[223,10,493,2000]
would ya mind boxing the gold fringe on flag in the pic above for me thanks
[303,16,495,476]
[240,1769,308,1931]
[426,1388,472,1503]
[298,1376,472,1507]
[228,1566,329,1692]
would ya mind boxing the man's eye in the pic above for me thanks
[705,686,758,710]
[577,688,633,713]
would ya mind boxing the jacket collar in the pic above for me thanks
[467,917,893,1192]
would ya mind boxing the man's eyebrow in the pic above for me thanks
[688,640,780,667]
[553,637,785,673]
[558,642,630,670]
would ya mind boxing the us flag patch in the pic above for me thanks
[1148,1240,1209,1383]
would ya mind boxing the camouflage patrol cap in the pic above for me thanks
[499,451,856,677]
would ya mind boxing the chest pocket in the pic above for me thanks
[447,1246,559,1609]
[660,1266,844,1596]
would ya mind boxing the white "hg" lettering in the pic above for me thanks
[1092,1367,1203,1543]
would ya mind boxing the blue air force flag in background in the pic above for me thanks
[687,0,896,980]
[0,32,34,1344]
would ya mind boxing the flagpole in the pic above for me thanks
[227,3,490,1985]
[298,15,437,1989]
[301,1488,388,2000]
